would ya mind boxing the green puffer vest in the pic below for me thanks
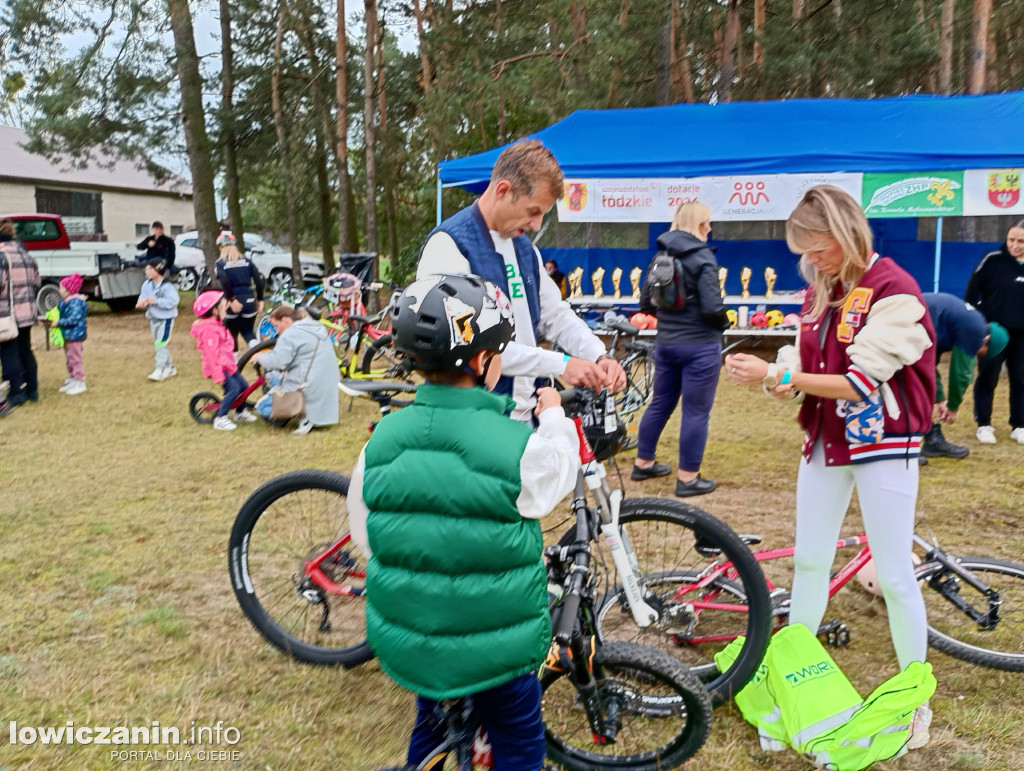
[363,384,552,700]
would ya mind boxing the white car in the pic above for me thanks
[173,231,325,292]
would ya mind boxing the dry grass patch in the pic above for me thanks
[0,307,1021,770]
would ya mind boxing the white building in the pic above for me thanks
[0,125,194,242]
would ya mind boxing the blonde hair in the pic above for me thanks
[786,185,873,319]
[491,139,564,201]
[670,201,712,238]
[220,244,243,262]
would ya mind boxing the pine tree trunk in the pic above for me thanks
[719,0,741,103]
[375,15,397,276]
[335,0,356,252]
[167,0,220,274]
[411,0,434,95]
[607,0,631,107]
[271,1,302,283]
[969,0,992,94]
[219,0,245,253]
[753,0,765,67]
[297,3,335,272]
[939,0,955,94]
[363,0,380,263]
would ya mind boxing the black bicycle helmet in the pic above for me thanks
[392,274,516,371]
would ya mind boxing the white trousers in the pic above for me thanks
[790,440,928,669]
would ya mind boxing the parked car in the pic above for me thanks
[5,213,143,312]
[173,231,325,292]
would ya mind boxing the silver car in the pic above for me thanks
[173,231,325,292]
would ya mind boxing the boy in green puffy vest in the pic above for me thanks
[348,274,581,771]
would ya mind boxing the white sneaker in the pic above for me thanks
[1010,428,1024,445]
[65,380,87,395]
[163,367,178,379]
[213,416,237,431]
[293,418,314,435]
[976,425,997,444]
[906,703,932,750]
[234,408,258,423]
[58,380,74,393]
[147,369,164,381]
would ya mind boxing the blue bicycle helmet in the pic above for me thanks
[392,274,515,372]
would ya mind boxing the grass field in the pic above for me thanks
[0,303,1021,771]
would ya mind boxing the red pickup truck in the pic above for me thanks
[6,213,144,312]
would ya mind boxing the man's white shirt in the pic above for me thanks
[418,229,606,421]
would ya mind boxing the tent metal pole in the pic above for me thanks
[933,217,943,292]
[436,174,443,226]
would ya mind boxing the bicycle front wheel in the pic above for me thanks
[919,556,1024,671]
[228,469,372,667]
[543,640,711,771]
[593,498,772,707]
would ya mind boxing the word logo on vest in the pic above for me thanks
[505,262,526,299]
[784,660,834,686]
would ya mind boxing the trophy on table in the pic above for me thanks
[630,267,643,299]
[611,267,623,299]
[718,267,728,298]
[568,267,584,298]
[592,267,606,298]
[764,267,777,299]
[740,267,752,299]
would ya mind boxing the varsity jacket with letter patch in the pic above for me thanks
[795,256,936,465]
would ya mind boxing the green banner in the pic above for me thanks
[862,171,964,217]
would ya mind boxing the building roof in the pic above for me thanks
[0,125,192,198]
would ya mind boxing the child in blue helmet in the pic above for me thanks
[349,274,580,771]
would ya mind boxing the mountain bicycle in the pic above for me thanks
[229,385,714,770]
[597,524,1024,674]
[227,384,773,709]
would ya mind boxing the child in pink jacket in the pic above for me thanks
[190,290,257,431]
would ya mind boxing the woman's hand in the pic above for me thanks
[725,353,770,387]
[257,300,264,314]
[230,299,243,313]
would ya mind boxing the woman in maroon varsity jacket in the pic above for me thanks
[726,187,936,740]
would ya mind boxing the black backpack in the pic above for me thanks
[645,251,687,311]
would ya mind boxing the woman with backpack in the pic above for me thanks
[633,201,730,497]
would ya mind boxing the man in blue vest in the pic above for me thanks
[418,139,625,422]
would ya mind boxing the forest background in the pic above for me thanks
[2,0,1023,284]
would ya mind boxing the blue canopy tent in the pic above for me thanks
[437,92,1024,297]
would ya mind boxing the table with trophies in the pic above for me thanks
[565,264,800,340]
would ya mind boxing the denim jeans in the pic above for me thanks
[217,371,248,418]
[636,341,722,472]
[406,673,545,771]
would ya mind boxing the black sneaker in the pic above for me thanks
[921,424,969,459]
[918,455,928,466]
[631,462,672,481]
[675,475,716,497]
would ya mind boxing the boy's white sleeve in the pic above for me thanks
[348,448,371,558]
[517,407,581,519]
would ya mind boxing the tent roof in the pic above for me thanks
[438,92,1024,191]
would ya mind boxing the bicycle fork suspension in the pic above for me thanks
[584,462,659,627]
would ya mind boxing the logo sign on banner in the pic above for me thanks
[862,172,964,218]
[962,169,1024,215]
[557,174,862,222]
